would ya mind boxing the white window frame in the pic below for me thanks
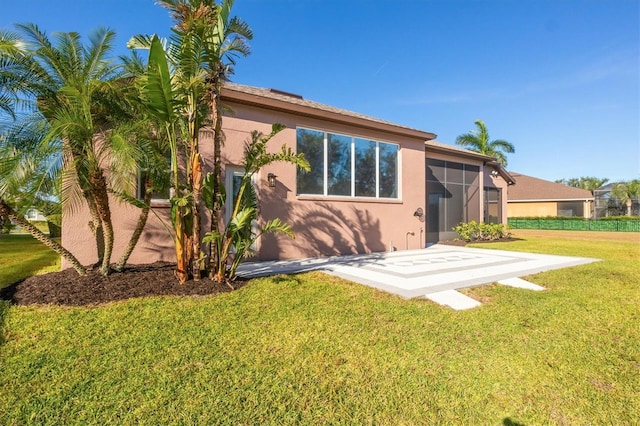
[297,127,400,200]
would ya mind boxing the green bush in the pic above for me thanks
[453,221,511,242]
[509,216,584,221]
[599,216,640,221]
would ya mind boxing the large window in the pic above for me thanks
[296,128,399,199]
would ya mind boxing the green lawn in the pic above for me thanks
[1,231,638,424]
[0,234,61,289]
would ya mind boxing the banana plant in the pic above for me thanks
[136,34,193,283]
[203,124,310,283]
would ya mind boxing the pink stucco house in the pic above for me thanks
[62,83,514,267]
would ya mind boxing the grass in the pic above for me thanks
[0,234,61,289]
[1,230,638,424]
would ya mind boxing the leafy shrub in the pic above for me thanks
[453,221,511,242]
[1,219,15,234]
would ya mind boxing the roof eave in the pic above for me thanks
[486,160,516,185]
[222,86,437,142]
[425,141,494,161]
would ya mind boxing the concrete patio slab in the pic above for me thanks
[236,244,599,300]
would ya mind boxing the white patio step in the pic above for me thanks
[425,290,481,310]
[497,277,545,291]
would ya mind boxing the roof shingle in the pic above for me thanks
[508,173,593,201]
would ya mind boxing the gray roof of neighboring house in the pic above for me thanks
[508,173,594,201]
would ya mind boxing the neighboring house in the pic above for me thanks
[25,208,47,222]
[507,172,594,218]
[62,83,513,267]
[594,182,639,217]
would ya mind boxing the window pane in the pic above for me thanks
[426,159,445,182]
[484,187,501,224]
[447,162,464,184]
[378,142,398,198]
[355,138,376,197]
[296,128,325,195]
[445,183,465,229]
[327,133,352,196]
[464,165,479,186]
[465,184,480,222]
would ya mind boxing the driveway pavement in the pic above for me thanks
[236,244,599,308]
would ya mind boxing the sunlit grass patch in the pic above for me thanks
[0,230,638,424]
[0,234,60,289]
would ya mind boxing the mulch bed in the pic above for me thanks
[0,262,244,307]
[2,238,521,307]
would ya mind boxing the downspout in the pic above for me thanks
[405,231,415,250]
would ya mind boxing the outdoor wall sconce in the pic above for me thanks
[413,207,425,223]
[267,173,277,188]
[491,170,499,177]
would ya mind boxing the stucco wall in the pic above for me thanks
[507,200,592,218]
[62,101,429,268]
[484,170,510,224]
[507,202,557,217]
[224,103,428,259]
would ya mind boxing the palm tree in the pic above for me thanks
[8,24,141,276]
[155,0,252,281]
[0,29,30,119]
[455,120,515,166]
[199,0,252,279]
[611,180,640,216]
[130,0,252,282]
[0,116,86,274]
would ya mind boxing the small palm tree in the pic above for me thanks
[203,124,309,283]
[5,24,145,275]
[0,116,86,274]
[455,120,515,166]
[611,180,640,216]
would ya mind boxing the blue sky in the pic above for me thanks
[2,0,638,182]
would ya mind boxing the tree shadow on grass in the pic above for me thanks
[503,418,526,426]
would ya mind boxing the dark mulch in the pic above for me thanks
[0,262,245,307]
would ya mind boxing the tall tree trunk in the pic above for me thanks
[89,170,113,276]
[114,178,152,272]
[84,188,105,268]
[191,151,202,280]
[174,207,190,284]
[208,82,223,279]
[0,199,86,275]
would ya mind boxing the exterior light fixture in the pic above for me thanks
[491,170,499,178]
[267,173,277,188]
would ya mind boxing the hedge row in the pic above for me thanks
[508,218,640,232]
[509,215,640,221]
